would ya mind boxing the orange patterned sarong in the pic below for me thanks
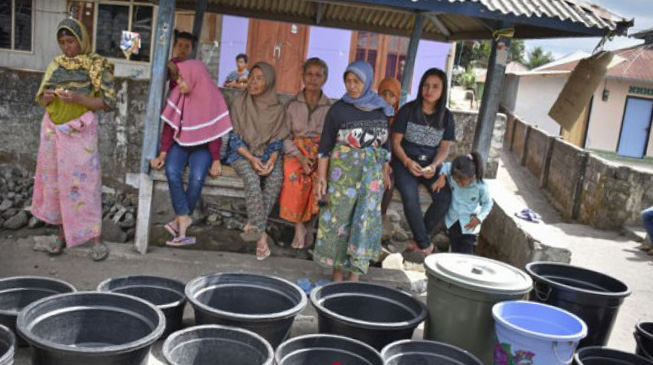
[279,136,320,223]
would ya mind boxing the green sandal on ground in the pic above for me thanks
[90,243,110,262]
[47,237,65,256]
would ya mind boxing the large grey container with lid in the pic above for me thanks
[423,253,533,364]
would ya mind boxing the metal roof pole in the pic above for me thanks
[190,0,208,59]
[400,13,425,106]
[472,25,513,167]
[135,0,177,254]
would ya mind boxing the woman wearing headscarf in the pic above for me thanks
[279,58,331,250]
[377,77,402,215]
[32,18,115,261]
[314,61,393,282]
[225,62,289,260]
[150,59,232,246]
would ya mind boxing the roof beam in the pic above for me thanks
[425,13,451,39]
[315,2,325,24]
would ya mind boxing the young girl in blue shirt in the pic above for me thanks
[432,152,493,254]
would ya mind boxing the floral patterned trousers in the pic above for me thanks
[313,145,388,275]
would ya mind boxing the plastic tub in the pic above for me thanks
[381,339,483,365]
[310,282,426,350]
[275,334,383,365]
[0,325,15,365]
[17,292,165,365]
[526,262,630,347]
[163,325,273,365]
[636,322,653,360]
[185,272,307,348]
[97,275,186,337]
[575,346,653,365]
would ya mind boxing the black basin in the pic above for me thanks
[381,340,484,365]
[0,324,15,365]
[97,275,186,337]
[0,276,76,346]
[275,334,383,365]
[575,346,653,365]
[185,272,307,348]
[310,282,427,350]
[17,292,165,365]
[163,325,273,365]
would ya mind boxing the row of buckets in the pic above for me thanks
[0,253,651,364]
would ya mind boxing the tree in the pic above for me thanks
[455,39,526,69]
[509,39,526,64]
[527,47,555,69]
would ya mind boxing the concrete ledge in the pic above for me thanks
[479,180,572,269]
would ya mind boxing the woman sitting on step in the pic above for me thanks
[150,59,232,246]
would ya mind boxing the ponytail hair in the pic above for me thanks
[451,151,485,182]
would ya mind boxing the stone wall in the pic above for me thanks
[503,109,653,229]
[0,67,507,187]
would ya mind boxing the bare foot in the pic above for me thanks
[348,273,360,282]
[256,234,271,261]
[291,223,306,249]
[331,269,344,282]
[177,215,193,237]
[243,221,252,233]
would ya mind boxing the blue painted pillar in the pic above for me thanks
[400,13,424,106]
[190,0,208,59]
[472,26,513,166]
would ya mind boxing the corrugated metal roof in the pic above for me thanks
[169,0,632,41]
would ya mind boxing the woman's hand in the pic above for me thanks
[208,160,223,178]
[383,163,392,191]
[464,216,481,230]
[260,153,278,176]
[177,77,191,94]
[316,177,328,201]
[41,90,56,105]
[422,164,437,179]
[298,155,314,175]
[431,174,446,192]
[248,156,266,174]
[56,89,80,104]
[405,159,423,177]
[150,152,167,170]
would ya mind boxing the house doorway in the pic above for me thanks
[247,19,309,94]
[617,96,653,158]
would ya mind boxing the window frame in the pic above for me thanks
[92,0,156,64]
[0,0,35,54]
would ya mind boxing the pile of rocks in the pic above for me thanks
[0,166,40,231]
[101,191,138,243]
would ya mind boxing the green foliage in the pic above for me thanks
[527,47,555,69]
[455,39,526,70]
[454,68,477,89]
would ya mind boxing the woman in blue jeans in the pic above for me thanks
[392,68,455,255]
[150,60,232,246]
[643,206,653,255]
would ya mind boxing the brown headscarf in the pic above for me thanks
[231,62,288,155]
[378,77,401,113]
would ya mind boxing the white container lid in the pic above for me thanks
[424,253,533,295]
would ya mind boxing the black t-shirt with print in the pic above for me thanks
[393,101,455,161]
[318,100,390,157]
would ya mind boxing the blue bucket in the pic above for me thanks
[493,301,587,365]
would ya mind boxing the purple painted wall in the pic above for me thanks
[218,16,249,87]
[410,40,451,99]
[306,26,352,98]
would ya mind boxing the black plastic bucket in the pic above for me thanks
[97,275,186,337]
[525,262,630,348]
[574,346,653,365]
[0,325,15,365]
[275,334,383,365]
[310,282,427,350]
[0,276,76,346]
[381,340,484,365]
[17,292,165,365]
[636,322,653,360]
[163,324,273,365]
[185,272,307,348]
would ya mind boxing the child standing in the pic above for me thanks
[431,152,493,254]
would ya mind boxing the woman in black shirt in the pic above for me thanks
[392,68,455,255]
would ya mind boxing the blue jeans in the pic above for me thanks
[165,143,212,216]
[643,206,653,239]
[392,159,452,249]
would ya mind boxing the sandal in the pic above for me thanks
[47,237,66,256]
[166,236,196,247]
[256,244,271,261]
[90,243,109,262]
[164,221,179,237]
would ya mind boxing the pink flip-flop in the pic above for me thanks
[166,236,196,247]
[165,222,179,237]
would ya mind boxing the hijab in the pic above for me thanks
[231,62,288,155]
[35,18,115,108]
[378,77,401,113]
[341,61,394,117]
[160,60,232,146]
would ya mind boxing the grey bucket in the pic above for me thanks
[310,282,427,350]
[0,276,76,346]
[574,346,653,365]
[275,334,383,365]
[0,325,15,365]
[17,291,165,365]
[163,325,273,365]
[185,272,307,348]
[97,275,186,337]
[381,340,484,365]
